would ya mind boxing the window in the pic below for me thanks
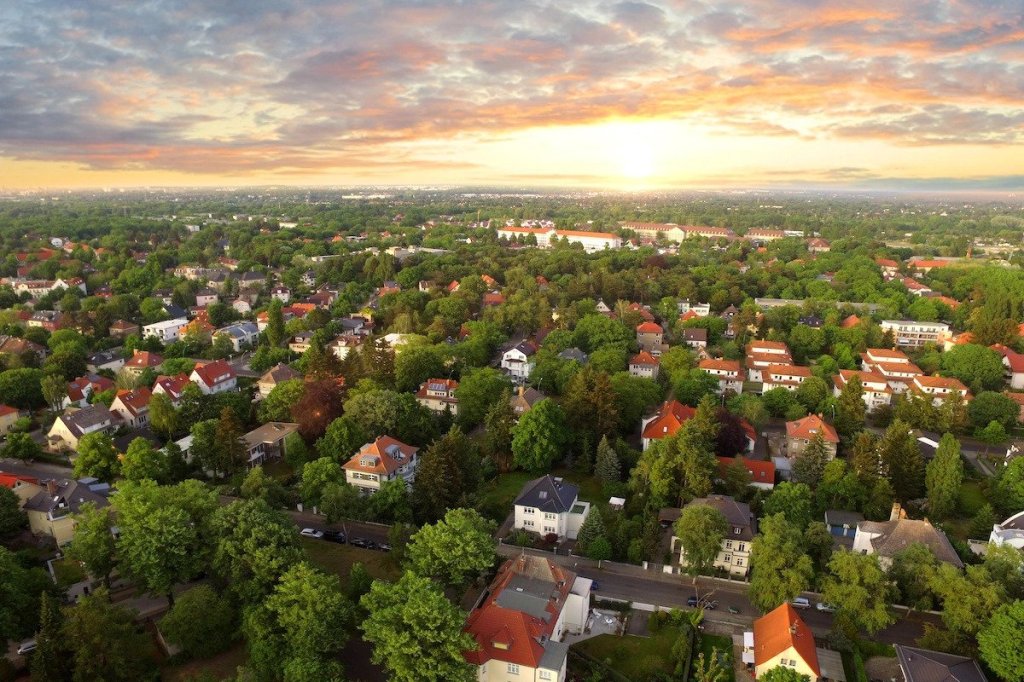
[734,527,741,535]
[507,663,520,674]
[544,512,556,520]
[539,671,552,680]
[737,543,745,552]
[724,554,732,563]
[524,520,534,527]
[725,540,733,550]
[544,526,555,533]
[735,558,744,567]
[523,507,535,514]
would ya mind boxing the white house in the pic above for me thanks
[142,317,189,343]
[833,369,892,411]
[853,503,963,569]
[745,341,793,382]
[109,388,151,428]
[911,375,970,406]
[46,404,117,451]
[880,320,950,348]
[215,321,260,352]
[989,510,1024,550]
[501,341,537,383]
[678,301,711,317]
[512,475,590,540]
[195,288,219,307]
[699,358,744,395]
[190,360,237,395]
[860,348,924,393]
[414,379,459,415]
[670,495,756,577]
[342,436,419,494]
[628,351,659,379]
[761,364,811,393]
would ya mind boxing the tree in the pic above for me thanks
[0,486,26,539]
[978,600,1024,682]
[31,593,71,682]
[2,431,42,461]
[121,437,169,483]
[794,376,829,414]
[512,398,568,471]
[692,649,731,682]
[148,391,178,439]
[293,378,346,441]
[763,482,814,530]
[342,389,435,446]
[562,366,619,443]
[791,432,830,487]
[265,299,286,348]
[749,514,814,613]
[160,585,236,659]
[822,551,894,636]
[968,391,1019,431]
[759,668,811,682]
[320,482,364,523]
[406,509,496,585]
[368,479,413,524]
[240,465,288,507]
[576,506,607,551]
[878,420,925,501]
[889,543,940,612]
[610,372,662,433]
[66,503,116,588]
[941,344,1005,392]
[41,373,67,412]
[258,378,304,423]
[925,433,963,519]
[455,367,512,427]
[0,368,45,408]
[360,572,477,682]
[62,590,152,682]
[300,457,346,508]
[594,435,621,487]
[0,546,53,643]
[834,374,866,446]
[72,431,120,482]
[995,457,1024,513]
[482,389,516,473]
[674,504,728,578]
[930,564,1004,638]
[316,415,368,461]
[394,344,445,392]
[412,426,478,522]
[212,499,304,603]
[116,494,202,606]
[970,503,999,538]
[977,420,1008,445]
[804,521,834,575]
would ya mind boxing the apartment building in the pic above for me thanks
[880,320,950,348]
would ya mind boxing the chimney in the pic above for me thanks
[890,502,906,521]
[46,480,58,496]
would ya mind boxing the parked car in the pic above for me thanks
[815,602,837,613]
[323,530,346,544]
[299,528,324,539]
[350,537,372,549]
[687,596,699,607]
[376,542,392,552]
[728,605,741,614]
[17,639,37,655]
[590,581,600,591]
[791,597,811,609]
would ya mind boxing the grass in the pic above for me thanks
[573,626,687,679]
[697,634,735,682]
[161,642,248,681]
[51,557,87,588]
[300,537,400,584]
[262,459,294,482]
[957,481,987,516]
[478,471,534,520]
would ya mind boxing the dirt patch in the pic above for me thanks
[865,656,901,682]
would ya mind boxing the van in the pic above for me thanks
[17,639,37,655]
[791,597,811,609]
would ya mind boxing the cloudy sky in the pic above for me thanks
[1,0,1022,189]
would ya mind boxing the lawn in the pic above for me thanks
[51,557,88,588]
[478,471,534,521]
[161,642,248,681]
[573,626,687,679]
[697,634,735,682]
[300,537,400,584]
[957,481,986,516]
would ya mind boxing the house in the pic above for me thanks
[833,370,892,411]
[680,327,708,349]
[231,298,252,314]
[343,436,419,494]
[746,603,821,680]
[880,320,950,348]
[860,348,923,393]
[415,379,459,415]
[242,422,300,468]
[671,495,756,577]
[122,349,164,377]
[785,414,839,459]
[716,456,775,490]
[64,374,114,408]
[988,510,1024,550]
[641,400,696,451]
[1005,392,1024,423]
[258,363,301,399]
[557,347,588,364]
[0,405,20,435]
[678,301,711,317]
[876,258,900,278]
[501,341,537,383]
[825,510,865,544]
[840,314,861,329]
[0,335,47,362]
[152,373,194,404]
[270,286,291,303]
[46,404,117,451]
[894,645,987,682]
[991,344,1024,389]
[195,288,219,307]
[329,335,362,361]
[761,364,812,392]
[108,319,139,338]
[911,375,970,406]
[902,277,932,296]
[288,332,314,354]
[142,317,189,343]
[745,341,793,382]
[908,259,954,274]
[86,349,125,374]
[510,385,544,415]
[190,360,237,395]
[628,351,659,379]
[20,477,111,546]
[109,388,152,428]
[699,358,744,395]
[464,555,590,682]
[853,503,963,569]
[807,237,830,253]
[512,475,590,540]
[636,321,664,353]
[215,321,260,352]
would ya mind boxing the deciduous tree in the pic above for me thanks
[674,504,728,579]
[66,503,116,588]
[750,514,814,613]
[823,551,894,636]
[978,600,1024,682]
[72,431,120,482]
[62,591,152,682]
[212,499,304,604]
[160,585,236,659]
[925,433,963,519]
[511,398,567,472]
[406,509,496,585]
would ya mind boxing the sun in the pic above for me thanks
[621,147,655,180]
[601,120,661,182]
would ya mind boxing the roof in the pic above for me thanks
[343,436,418,476]
[834,369,892,392]
[630,351,659,366]
[786,414,839,443]
[0,404,18,418]
[991,344,1024,373]
[260,363,301,384]
[864,347,911,361]
[840,314,862,328]
[766,364,812,378]
[57,404,114,438]
[153,373,193,399]
[125,350,163,369]
[909,259,954,269]
[244,422,299,449]
[894,645,987,682]
[913,375,968,391]
[684,495,755,538]
[23,478,110,515]
[747,340,789,352]
[825,509,865,526]
[857,518,964,568]
[636,321,663,334]
[112,388,151,416]
[699,358,742,374]
[753,603,820,677]
[191,360,236,387]
[682,328,708,341]
[876,258,900,268]
[514,475,579,514]
[642,400,696,440]
[716,457,775,485]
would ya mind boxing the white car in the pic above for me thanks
[816,602,837,613]
[299,528,324,539]
[791,597,811,609]
[17,639,37,655]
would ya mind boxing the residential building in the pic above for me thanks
[640,400,696,451]
[557,347,588,364]
[190,360,237,395]
[716,456,775,490]
[807,237,830,253]
[761,364,812,392]
[271,286,291,303]
[215,321,260,352]
[108,319,139,338]
[832,369,892,411]
[195,288,219,307]
[991,344,1024,389]
[20,477,110,546]
[257,363,301,399]
[109,388,152,428]
[0,405,20,435]
[0,335,47,362]
[142,317,189,343]
[243,422,300,468]
[153,373,193,404]
[619,221,736,242]
[908,259,954,273]
[636,322,664,353]
[343,436,419,494]
[678,301,711,316]
[46,404,117,451]
[988,510,1024,550]
[510,385,544,416]
[894,645,987,682]
[512,475,590,540]
[496,226,622,251]
[288,332,314,354]
[860,348,923,392]
[911,375,970,405]
[64,374,114,408]
[745,228,787,242]
[699,358,744,395]
[681,327,708,349]
[825,510,865,543]
[746,604,821,680]
[86,349,124,374]
[672,495,756,577]
[853,503,964,569]
[784,414,839,459]
[329,334,362,361]
[628,351,659,379]
[502,341,537,382]
[745,341,793,382]
[875,258,900,278]
[464,555,590,682]
[880,320,950,348]
[415,378,459,415]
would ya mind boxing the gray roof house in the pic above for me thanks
[853,504,963,569]
[894,645,987,682]
[558,347,589,364]
[513,475,590,540]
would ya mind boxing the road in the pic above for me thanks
[217,495,393,545]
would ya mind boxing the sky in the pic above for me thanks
[1,1,1022,190]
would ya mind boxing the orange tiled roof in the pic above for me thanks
[785,414,839,443]
[642,400,696,440]
[753,604,820,676]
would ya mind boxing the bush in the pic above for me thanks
[506,529,534,547]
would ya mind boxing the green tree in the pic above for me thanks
[121,437,169,483]
[888,543,940,612]
[41,373,67,412]
[941,344,1005,392]
[925,433,963,519]
[265,299,286,348]
[968,391,1019,431]
[594,435,621,487]
[692,649,731,682]
[576,506,607,551]
[30,592,71,682]
[763,482,814,530]
[258,378,305,423]
[406,509,496,585]
[212,499,304,603]
[834,374,866,446]
[300,457,346,508]
[454,367,512,427]
[562,366,619,443]
[0,486,26,539]
[759,668,811,682]
[977,420,1008,445]
[315,415,368,462]
[148,391,178,439]
[66,503,116,588]
[750,513,814,613]
[995,457,1024,513]
[791,432,830,487]
[0,368,45,408]
[878,420,925,501]
[970,503,998,538]
[2,431,43,461]
[482,389,516,473]
[62,590,151,682]
[394,344,446,393]
[794,376,829,414]
[320,482,364,523]
[823,551,894,636]
[360,572,477,682]
[412,426,478,522]
[674,504,728,578]
[0,546,53,643]
[512,398,568,471]
[978,600,1024,682]
[160,585,236,659]
[930,564,1004,638]
[72,431,120,482]
[240,465,289,507]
